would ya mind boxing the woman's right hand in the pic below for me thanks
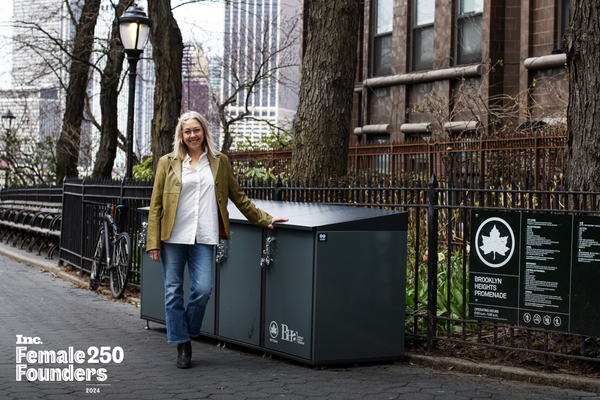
[149,249,161,263]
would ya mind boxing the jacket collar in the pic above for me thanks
[167,151,182,183]
[167,150,221,183]
[208,152,221,182]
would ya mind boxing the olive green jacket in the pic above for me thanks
[146,151,273,252]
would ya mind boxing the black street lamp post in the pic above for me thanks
[1,110,15,187]
[118,3,152,179]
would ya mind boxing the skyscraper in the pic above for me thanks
[221,0,299,149]
[182,42,210,117]
[0,0,72,175]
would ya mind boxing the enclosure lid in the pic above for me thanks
[228,200,408,231]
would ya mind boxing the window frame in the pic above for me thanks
[373,0,393,77]
[557,0,569,48]
[456,0,483,65]
[412,0,435,71]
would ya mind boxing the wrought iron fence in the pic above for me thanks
[229,130,567,189]
[60,178,154,287]
[239,174,600,367]
[0,184,62,203]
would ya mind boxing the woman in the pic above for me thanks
[146,111,287,369]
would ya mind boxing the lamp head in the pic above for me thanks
[118,3,153,53]
[1,110,15,130]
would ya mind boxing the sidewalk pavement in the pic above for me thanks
[0,243,598,400]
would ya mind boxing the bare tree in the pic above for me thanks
[0,89,62,185]
[54,0,102,183]
[148,0,184,170]
[6,0,106,183]
[565,1,600,188]
[91,0,134,178]
[291,0,360,181]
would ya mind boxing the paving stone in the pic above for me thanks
[266,395,307,400]
[454,390,493,398]
[420,388,459,396]
[397,393,435,400]
[326,392,366,399]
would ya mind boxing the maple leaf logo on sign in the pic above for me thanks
[475,217,515,268]
[480,225,510,260]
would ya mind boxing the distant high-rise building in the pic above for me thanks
[0,0,73,181]
[208,56,222,95]
[11,0,74,88]
[182,42,210,117]
[221,0,299,149]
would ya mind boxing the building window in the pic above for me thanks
[412,0,435,71]
[457,0,483,65]
[369,133,390,144]
[373,0,393,76]
[558,0,569,47]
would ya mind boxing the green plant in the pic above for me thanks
[133,157,153,180]
[405,235,476,336]
[571,338,600,361]
[244,166,286,181]
[235,129,293,151]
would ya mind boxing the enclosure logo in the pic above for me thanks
[268,321,305,345]
[269,321,279,339]
[475,217,515,268]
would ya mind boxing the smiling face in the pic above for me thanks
[181,118,205,155]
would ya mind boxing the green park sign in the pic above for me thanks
[469,210,600,336]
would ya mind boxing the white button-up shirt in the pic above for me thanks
[164,153,219,245]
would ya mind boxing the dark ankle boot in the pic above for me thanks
[176,341,192,368]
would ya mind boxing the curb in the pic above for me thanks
[405,353,600,394]
[0,243,140,306]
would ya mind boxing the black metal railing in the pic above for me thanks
[60,177,154,287]
[0,184,63,203]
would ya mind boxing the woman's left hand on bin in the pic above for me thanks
[268,217,289,229]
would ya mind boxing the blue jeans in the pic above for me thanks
[160,241,214,344]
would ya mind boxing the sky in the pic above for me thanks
[0,0,224,89]
[0,0,12,89]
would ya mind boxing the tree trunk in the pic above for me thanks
[148,0,183,171]
[291,0,360,181]
[92,0,133,178]
[55,0,102,184]
[566,1,600,188]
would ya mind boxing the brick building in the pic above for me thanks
[351,0,569,144]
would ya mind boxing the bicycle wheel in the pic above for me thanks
[90,227,106,291]
[110,231,132,299]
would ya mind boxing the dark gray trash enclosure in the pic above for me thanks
[139,200,408,365]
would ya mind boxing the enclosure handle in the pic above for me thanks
[260,237,276,268]
[138,221,147,248]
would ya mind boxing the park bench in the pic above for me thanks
[0,200,62,259]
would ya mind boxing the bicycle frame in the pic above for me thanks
[101,204,127,271]
[100,213,118,271]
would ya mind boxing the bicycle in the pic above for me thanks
[89,204,132,299]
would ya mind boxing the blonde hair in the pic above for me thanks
[173,111,217,160]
